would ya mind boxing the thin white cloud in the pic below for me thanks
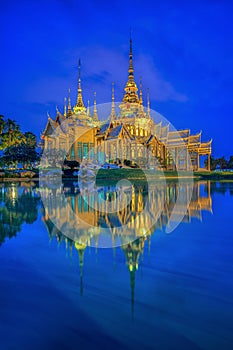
[26,46,188,108]
[67,46,188,102]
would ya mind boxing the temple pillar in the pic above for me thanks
[104,141,106,161]
[44,138,49,166]
[175,148,178,170]
[186,148,189,171]
[44,138,48,149]
[197,153,200,170]
[119,139,122,160]
[66,138,69,158]
[74,141,78,160]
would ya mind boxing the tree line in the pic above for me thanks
[0,114,40,169]
[204,156,233,171]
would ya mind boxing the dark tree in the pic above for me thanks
[227,156,233,169]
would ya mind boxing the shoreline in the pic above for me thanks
[1,170,233,182]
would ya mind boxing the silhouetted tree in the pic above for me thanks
[204,156,218,170]
[227,156,233,169]
[217,156,228,169]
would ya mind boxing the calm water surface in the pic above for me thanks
[0,180,232,350]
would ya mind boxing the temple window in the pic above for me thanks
[78,142,82,160]
[71,145,75,159]
[89,143,94,159]
[83,143,89,159]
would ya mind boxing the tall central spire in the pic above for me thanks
[73,59,86,113]
[128,31,134,78]
[122,32,139,104]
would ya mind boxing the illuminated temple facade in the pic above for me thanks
[42,38,212,171]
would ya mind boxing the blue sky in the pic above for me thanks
[0,0,233,157]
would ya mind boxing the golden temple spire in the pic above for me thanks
[73,59,86,113]
[139,77,143,105]
[129,29,133,76]
[67,88,72,116]
[122,32,139,104]
[93,91,98,121]
[147,89,150,118]
[64,97,67,117]
[111,82,116,119]
[87,99,90,117]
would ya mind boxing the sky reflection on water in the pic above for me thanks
[0,180,232,350]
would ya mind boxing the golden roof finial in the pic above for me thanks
[139,76,143,105]
[93,92,98,121]
[122,31,139,104]
[87,99,90,117]
[64,97,67,117]
[67,88,72,116]
[73,59,86,113]
[111,82,116,119]
[147,88,150,118]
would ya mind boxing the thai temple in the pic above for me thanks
[41,37,212,171]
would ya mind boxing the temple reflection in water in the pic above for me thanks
[40,180,212,313]
[41,181,212,245]
[0,180,213,316]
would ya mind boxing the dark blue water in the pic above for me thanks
[0,181,232,350]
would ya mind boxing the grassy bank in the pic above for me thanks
[96,169,233,182]
[194,171,233,180]
[95,168,195,182]
[1,168,233,182]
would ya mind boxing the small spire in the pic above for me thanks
[67,88,72,116]
[64,97,67,117]
[93,92,98,121]
[73,59,86,113]
[139,77,143,105]
[87,99,90,117]
[111,82,116,119]
[56,105,59,114]
[147,89,150,118]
